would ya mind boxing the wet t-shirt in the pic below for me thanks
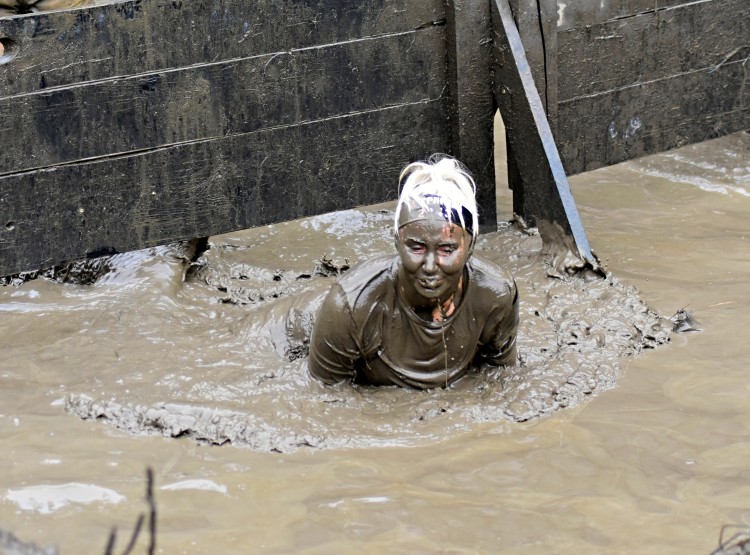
[308,254,518,389]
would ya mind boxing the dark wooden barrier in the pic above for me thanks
[1,0,501,276]
[0,0,747,276]
[511,0,749,175]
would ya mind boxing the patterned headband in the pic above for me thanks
[396,194,475,235]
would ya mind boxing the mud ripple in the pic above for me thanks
[63,211,672,452]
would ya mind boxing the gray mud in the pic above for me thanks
[59,206,671,452]
[0,529,57,555]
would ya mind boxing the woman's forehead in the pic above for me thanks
[399,220,467,242]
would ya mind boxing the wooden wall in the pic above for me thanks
[1,0,485,276]
[1,0,747,275]
[515,0,750,175]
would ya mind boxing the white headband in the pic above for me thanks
[394,156,478,241]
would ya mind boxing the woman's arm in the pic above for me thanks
[307,283,363,384]
[477,280,519,367]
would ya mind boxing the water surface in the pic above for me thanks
[1,131,748,554]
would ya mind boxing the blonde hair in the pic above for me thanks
[394,155,478,242]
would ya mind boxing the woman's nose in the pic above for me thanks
[423,251,437,273]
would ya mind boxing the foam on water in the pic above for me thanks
[5,484,125,514]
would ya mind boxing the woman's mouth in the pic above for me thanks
[418,278,440,290]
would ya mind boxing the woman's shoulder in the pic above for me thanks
[333,254,398,309]
[337,254,396,287]
[466,255,516,295]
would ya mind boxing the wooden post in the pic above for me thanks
[504,0,557,119]
[445,0,497,233]
[504,0,558,221]
[492,0,598,271]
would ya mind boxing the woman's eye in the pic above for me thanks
[438,246,455,255]
[409,244,425,253]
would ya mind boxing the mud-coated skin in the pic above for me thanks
[308,254,518,389]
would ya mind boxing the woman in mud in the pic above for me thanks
[308,155,519,389]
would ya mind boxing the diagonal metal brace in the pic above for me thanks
[492,0,600,275]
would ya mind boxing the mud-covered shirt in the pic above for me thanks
[308,254,518,389]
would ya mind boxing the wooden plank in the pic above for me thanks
[556,0,693,31]
[492,0,597,270]
[539,0,558,124]
[558,0,747,100]
[557,61,750,174]
[0,28,446,173]
[445,0,496,231]
[504,0,558,221]
[0,0,460,276]
[0,101,451,276]
[0,0,445,96]
[506,0,558,116]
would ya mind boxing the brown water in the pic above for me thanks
[1,131,748,554]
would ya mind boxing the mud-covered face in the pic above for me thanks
[396,219,472,310]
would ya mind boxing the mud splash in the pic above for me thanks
[55,207,670,452]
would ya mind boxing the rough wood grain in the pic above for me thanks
[556,0,696,31]
[0,28,446,173]
[1,0,746,276]
[0,0,445,95]
[557,61,750,174]
[493,0,596,268]
[0,0,461,276]
[445,0,496,231]
[0,101,451,275]
[506,0,558,117]
[504,0,559,222]
[558,0,748,100]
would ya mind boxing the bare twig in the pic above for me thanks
[102,468,156,555]
[120,514,145,555]
[146,468,157,555]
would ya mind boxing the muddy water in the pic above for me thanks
[1,131,749,554]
